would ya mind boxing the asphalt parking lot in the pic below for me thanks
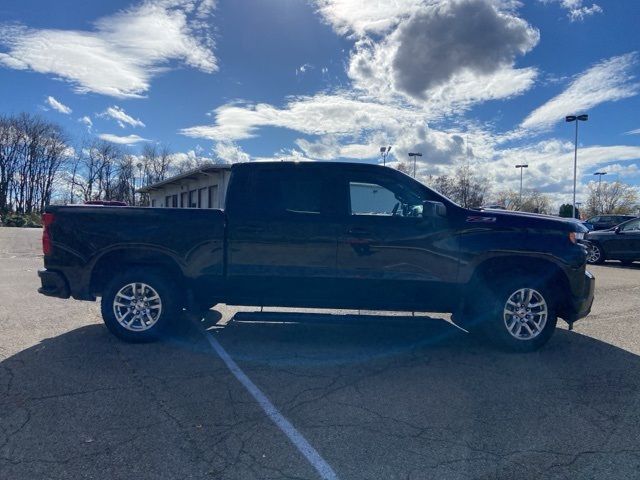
[2,228,640,479]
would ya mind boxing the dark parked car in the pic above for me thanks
[37,161,594,352]
[585,217,640,265]
[583,214,636,231]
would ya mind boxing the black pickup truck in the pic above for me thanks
[38,161,594,351]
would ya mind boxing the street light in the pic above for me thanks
[566,113,588,219]
[515,164,528,207]
[408,152,422,178]
[136,162,143,206]
[594,171,607,214]
[380,146,392,166]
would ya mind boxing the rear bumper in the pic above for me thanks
[566,270,595,323]
[38,268,70,299]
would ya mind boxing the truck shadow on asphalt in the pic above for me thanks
[2,313,640,479]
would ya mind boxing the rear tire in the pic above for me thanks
[101,268,182,342]
[465,277,558,352]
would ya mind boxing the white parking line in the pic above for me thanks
[197,321,339,480]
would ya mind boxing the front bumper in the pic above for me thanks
[566,270,595,324]
[38,268,70,299]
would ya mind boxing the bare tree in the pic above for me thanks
[494,189,551,214]
[113,154,137,205]
[426,165,488,208]
[67,140,126,203]
[584,180,639,217]
[0,113,68,214]
[395,162,412,176]
[141,143,173,186]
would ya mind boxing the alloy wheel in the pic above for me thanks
[113,282,163,332]
[586,244,601,264]
[503,288,548,341]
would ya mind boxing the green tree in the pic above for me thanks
[559,203,580,218]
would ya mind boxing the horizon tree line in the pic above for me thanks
[1,112,639,216]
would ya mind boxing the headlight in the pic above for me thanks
[569,232,585,243]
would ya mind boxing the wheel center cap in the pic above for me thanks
[517,309,526,318]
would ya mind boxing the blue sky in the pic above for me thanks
[0,0,639,204]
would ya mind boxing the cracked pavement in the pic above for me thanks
[1,228,640,479]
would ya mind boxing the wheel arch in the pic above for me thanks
[90,248,187,298]
[587,239,607,259]
[466,256,572,318]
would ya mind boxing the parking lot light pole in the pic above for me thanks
[515,164,528,207]
[408,152,422,178]
[136,162,143,206]
[380,146,392,166]
[566,114,588,219]
[594,171,607,214]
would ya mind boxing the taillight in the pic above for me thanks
[42,213,55,255]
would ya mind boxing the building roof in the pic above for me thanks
[137,163,231,193]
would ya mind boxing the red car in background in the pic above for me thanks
[83,200,128,206]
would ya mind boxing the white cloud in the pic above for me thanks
[213,141,251,163]
[79,116,93,131]
[625,128,640,135]
[521,53,639,131]
[0,0,217,98]
[313,0,421,36]
[180,93,424,141]
[389,0,539,99]
[295,134,389,160]
[98,133,150,145]
[482,140,640,205]
[45,96,72,114]
[296,64,313,76]
[602,163,640,178]
[540,1,603,22]
[100,106,145,128]
[338,0,539,115]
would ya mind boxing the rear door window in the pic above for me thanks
[240,168,332,218]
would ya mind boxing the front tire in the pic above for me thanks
[466,278,558,352]
[101,268,181,342]
[586,242,605,265]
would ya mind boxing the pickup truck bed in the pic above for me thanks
[40,206,225,301]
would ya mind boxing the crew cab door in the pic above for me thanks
[225,165,339,305]
[335,168,459,311]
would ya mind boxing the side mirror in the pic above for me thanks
[614,226,622,234]
[422,200,447,218]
